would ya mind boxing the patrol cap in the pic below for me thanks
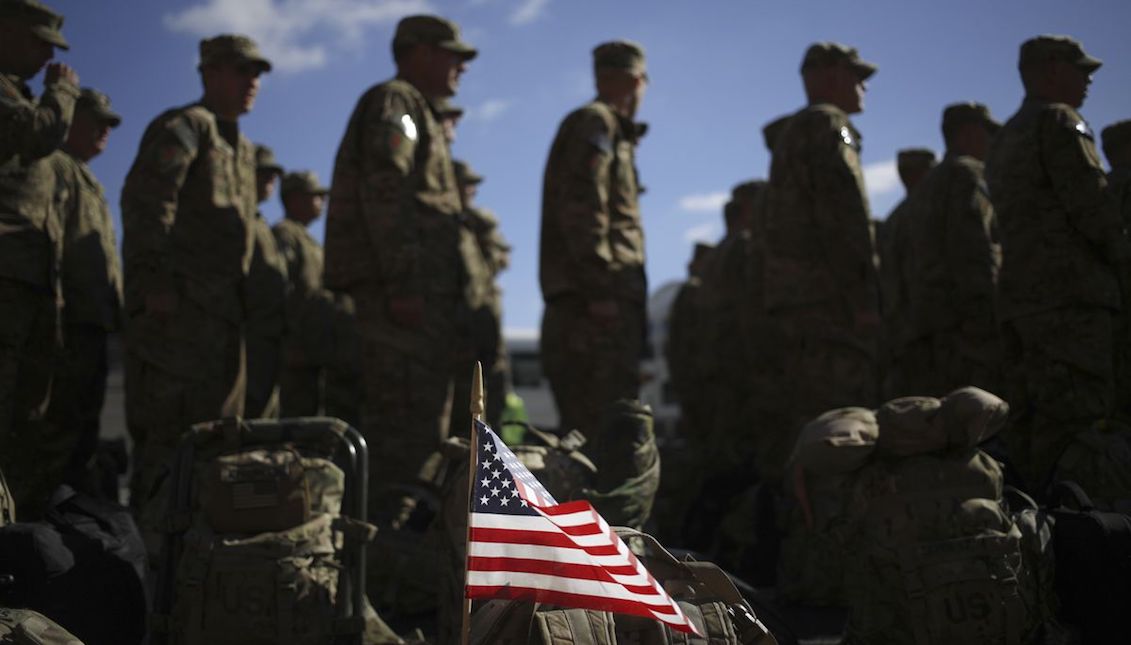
[393,15,477,61]
[453,160,483,186]
[801,42,876,80]
[896,147,936,171]
[762,114,791,152]
[1019,35,1102,73]
[0,0,69,50]
[593,40,647,77]
[942,102,1001,135]
[254,144,283,175]
[76,88,121,127]
[198,34,272,72]
[434,97,464,119]
[1101,120,1131,161]
[281,170,329,196]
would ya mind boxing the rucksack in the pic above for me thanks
[150,417,376,645]
[584,400,661,531]
[0,486,147,645]
[0,607,83,645]
[1048,480,1131,644]
[467,528,779,644]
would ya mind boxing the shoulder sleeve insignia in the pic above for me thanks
[588,131,613,154]
[399,114,418,141]
[1074,120,1094,140]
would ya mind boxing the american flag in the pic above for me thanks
[464,420,698,635]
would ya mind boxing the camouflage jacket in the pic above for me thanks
[665,277,703,404]
[120,103,257,322]
[907,154,1000,339]
[244,211,288,339]
[273,217,345,366]
[461,205,507,312]
[51,150,123,331]
[0,72,78,290]
[985,98,1123,319]
[323,78,467,301]
[696,230,753,381]
[464,205,510,278]
[763,103,878,323]
[540,99,647,304]
[878,199,912,350]
[1110,166,1131,234]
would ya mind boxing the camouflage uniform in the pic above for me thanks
[243,145,287,419]
[50,89,124,488]
[984,36,1123,490]
[1103,120,1131,422]
[763,44,881,460]
[540,41,648,438]
[0,3,76,516]
[876,149,936,399]
[120,36,269,540]
[323,16,477,504]
[907,104,1003,398]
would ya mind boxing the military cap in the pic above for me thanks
[394,15,477,61]
[896,147,936,171]
[801,42,876,80]
[281,170,329,196]
[1101,120,1131,159]
[76,88,121,127]
[453,160,483,186]
[198,34,272,72]
[433,97,464,119]
[941,102,1001,135]
[0,0,68,50]
[1019,35,1101,73]
[762,114,791,152]
[254,144,283,175]
[593,40,647,77]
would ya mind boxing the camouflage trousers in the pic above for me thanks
[279,364,322,418]
[353,290,467,522]
[0,278,68,518]
[243,329,282,419]
[1001,307,1115,491]
[541,296,643,438]
[124,296,246,558]
[53,324,110,487]
[451,303,508,436]
[906,329,1003,399]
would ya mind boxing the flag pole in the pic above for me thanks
[461,361,485,645]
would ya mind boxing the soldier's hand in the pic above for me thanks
[145,291,179,321]
[588,299,620,323]
[388,295,425,328]
[45,63,78,87]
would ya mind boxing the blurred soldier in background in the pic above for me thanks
[907,103,1002,397]
[120,34,269,549]
[322,15,477,522]
[243,143,288,418]
[50,88,123,493]
[1102,120,1131,423]
[540,40,649,439]
[0,0,77,517]
[877,147,936,398]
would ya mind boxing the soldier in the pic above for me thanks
[120,35,269,548]
[434,97,463,145]
[0,0,78,517]
[49,88,123,492]
[877,148,936,398]
[985,35,1125,494]
[1103,120,1131,422]
[761,114,791,158]
[450,160,510,430]
[244,144,288,418]
[323,15,477,519]
[763,42,881,458]
[906,103,1002,397]
[540,40,649,438]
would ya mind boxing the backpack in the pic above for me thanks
[0,468,14,527]
[584,400,661,531]
[467,529,779,644]
[0,607,83,645]
[150,417,375,645]
[0,486,147,645]
[1048,480,1131,644]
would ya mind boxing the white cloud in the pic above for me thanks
[510,0,549,25]
[465,98,512,123]
[677,191,728,213]
[165,0,430,73]
[863,159,901,197]
[682,222,719,243]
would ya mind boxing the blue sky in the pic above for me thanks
[48,0,1131,332]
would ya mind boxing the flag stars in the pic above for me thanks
[480,477,490,488]
[490,468,501,479]
[500,497,510,506]
[481,459,492,469]
[490,487,501,497]
[479,495,489,506]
